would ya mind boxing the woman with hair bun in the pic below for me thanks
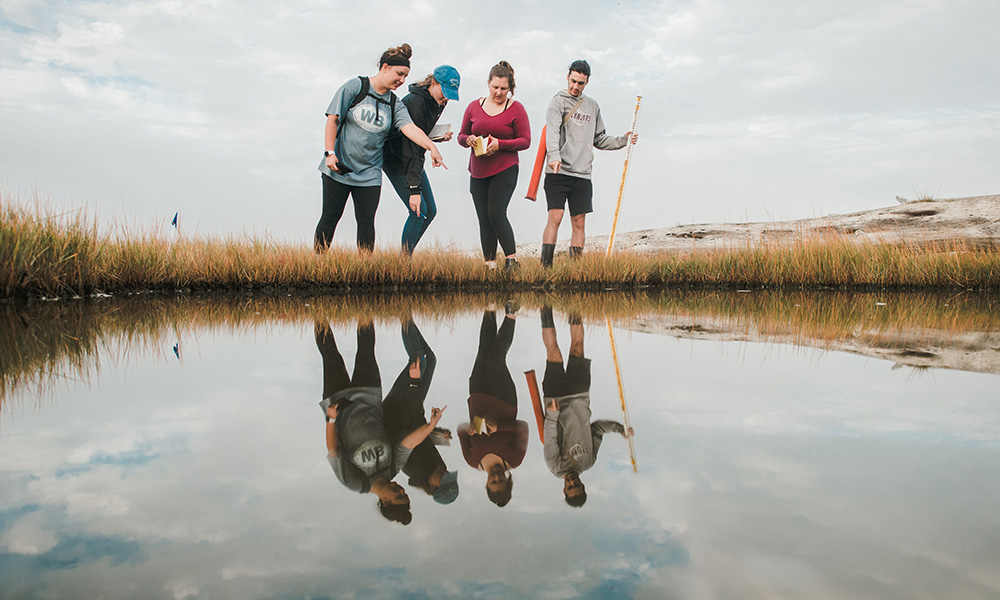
[458,60,531,272]
[316,43,447,253]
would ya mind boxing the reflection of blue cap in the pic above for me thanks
[433,470,459,504]
[433,65,461,101]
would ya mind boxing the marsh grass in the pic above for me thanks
[4,192,1000,298]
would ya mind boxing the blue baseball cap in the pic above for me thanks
[433,470,459,504]
[433,65,461,101]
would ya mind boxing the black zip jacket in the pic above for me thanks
[383,83,445,194]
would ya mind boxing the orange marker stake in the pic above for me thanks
[524,369,545,442]
[525,125,547,201]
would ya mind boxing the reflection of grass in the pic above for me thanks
[0,293,492,404]
[4,196,1000,297]
[550,289,1000,343]
[4,291,998,407]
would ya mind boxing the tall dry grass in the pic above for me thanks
[3,191,1000,297]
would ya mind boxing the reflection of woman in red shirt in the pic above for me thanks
[457,308,529,507]
[457,61,531,272]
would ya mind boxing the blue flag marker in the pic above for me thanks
[171,212,178,227]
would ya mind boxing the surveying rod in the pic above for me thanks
[606,96,642,257]
[606,317,637,472]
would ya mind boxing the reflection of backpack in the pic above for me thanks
[337,76,397,139]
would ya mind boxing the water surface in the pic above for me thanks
[1,293,999,599]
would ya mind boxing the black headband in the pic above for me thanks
[382,55,410,68]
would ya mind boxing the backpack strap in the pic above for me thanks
[336,76,371,140]
[337,76,397,138]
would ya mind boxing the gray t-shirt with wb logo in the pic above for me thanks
[318,77,413,187]
[323,391,411,493]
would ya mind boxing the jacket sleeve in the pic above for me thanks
[543,409,563,472]
[545,96,563,165]
[457,428,479,468]
[593,108,628,151]
[401,95,430,191]
[590,419,625,458]
[506,420,530,467]
[592,419,625,438]
[457,102,474,148]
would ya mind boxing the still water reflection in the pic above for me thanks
[1,293,999,599]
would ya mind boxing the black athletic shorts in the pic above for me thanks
[544,173,593,216]
[542,356,592,398]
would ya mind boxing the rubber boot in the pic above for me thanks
[540,304,555,329]
[569,246,583,260]
[540,243,555,269]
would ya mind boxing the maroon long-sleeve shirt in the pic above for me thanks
[457,393,529,469]
[458,99,531,179]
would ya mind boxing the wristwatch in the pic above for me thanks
[324,150,335,157]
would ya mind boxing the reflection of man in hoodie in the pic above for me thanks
[539,59,639,268]
[540,306,630,507]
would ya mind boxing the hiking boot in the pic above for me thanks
[504,257,520,274]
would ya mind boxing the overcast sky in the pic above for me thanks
[2,0,998,250]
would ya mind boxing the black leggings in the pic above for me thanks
[469,165,518,261]
[315,322,381,400]
[315,174,381,251]
[469,311,516,407]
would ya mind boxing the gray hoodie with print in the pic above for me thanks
[544,89,629,180]
[543,392,626,477]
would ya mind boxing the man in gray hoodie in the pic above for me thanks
[540,60,639,268]
[540,305,631,507]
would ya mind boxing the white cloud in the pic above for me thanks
[1,513,60,555]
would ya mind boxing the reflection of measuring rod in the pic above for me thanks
[606,95,642,257]
[607,317,637,472]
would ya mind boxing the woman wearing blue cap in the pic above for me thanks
[383,65,461,254]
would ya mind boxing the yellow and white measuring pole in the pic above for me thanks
[606,317,637,472]
[606,95,642,257]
